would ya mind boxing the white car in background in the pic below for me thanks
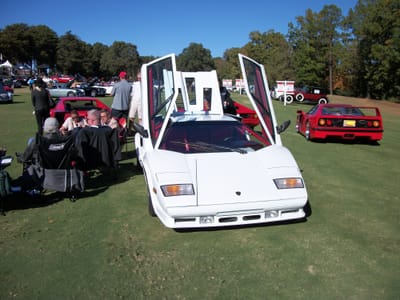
[47,83,84,98]
[133,54,308,229]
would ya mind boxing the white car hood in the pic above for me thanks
[148,144,305,207]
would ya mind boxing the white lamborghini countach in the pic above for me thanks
[133,54,308,229]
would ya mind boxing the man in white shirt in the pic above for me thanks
[60,109,86,135]
[128,71,142,125]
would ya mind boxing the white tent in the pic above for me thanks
[0,60,13,76]
[0,60,12,68]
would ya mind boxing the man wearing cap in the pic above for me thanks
[110,71,132,120]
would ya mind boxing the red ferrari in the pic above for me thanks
[233,101,259,129]
[296,104,383,142]
[50,97,110,125]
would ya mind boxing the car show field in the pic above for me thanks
[0,87,399,299]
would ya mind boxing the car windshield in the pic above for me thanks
[159,120,269,154]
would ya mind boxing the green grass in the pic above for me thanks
[0,88,399,299]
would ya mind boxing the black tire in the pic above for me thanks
[305,122,311,140]
[143,171,156,217]
[296,93,305,102]
[67,92,74,97]
[318,98,328,104]
[303,201,312,217]
[148,188,156,217]
[286,94,294,104]
[295,117,300,133]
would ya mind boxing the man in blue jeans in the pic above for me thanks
[110,71,132,120]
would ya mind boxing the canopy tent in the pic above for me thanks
[0,60,13,76]
[0,60,12,68]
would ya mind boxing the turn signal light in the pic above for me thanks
[372,120,380,127]
[161,184,194,197]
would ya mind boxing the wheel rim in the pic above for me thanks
[296,93,304,102]
[286,95,294,104]
[319,98,327,104]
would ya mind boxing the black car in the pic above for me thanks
[78,82,106,97]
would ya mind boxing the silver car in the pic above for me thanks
[47,84,84,98]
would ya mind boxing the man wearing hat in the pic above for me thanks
[110,71,132,120]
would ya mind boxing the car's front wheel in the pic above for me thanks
[90,90,96,97]
[318,98,328,104]
[67,92,74,97]
[285,94,294,104]
[296,93,305,102]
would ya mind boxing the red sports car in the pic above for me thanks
[233,101,259,129]
[296,104,383,142]
[50,97,110,125]
[50,74,75,84]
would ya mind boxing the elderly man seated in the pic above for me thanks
[74,109,121,170]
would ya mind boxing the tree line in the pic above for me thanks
[0,0,398,100]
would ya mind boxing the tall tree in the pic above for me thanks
[177,43,215,71]
[100,41,140,78]
[242,30,294,87]
[28,25,58,68]
[348,0,400,99]
[56,31,91,75]
[90,42,109,78]
[288,5,344,91]
[0,23,32,63]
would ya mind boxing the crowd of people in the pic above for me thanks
[29,69,143,138]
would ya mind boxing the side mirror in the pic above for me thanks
[133,122,149,138]
[276,120,291,134]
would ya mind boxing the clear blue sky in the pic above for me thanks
[1,0,357,58]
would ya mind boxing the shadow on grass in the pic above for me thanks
[311,138,381,146]
[1,151,141,215]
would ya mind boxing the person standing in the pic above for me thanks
[110,71,132,120]
[31,78,51,135]
[128,71,142,125]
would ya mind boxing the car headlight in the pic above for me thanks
[161,184,194,197]
[273,178,304,189]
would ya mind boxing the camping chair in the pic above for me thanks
[25,134,84,201]
[74,126,121,173]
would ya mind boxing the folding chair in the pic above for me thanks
[27,134,84,201]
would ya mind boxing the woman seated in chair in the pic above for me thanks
[18,117,61,163]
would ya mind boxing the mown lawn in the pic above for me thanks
[0,87,399,299]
